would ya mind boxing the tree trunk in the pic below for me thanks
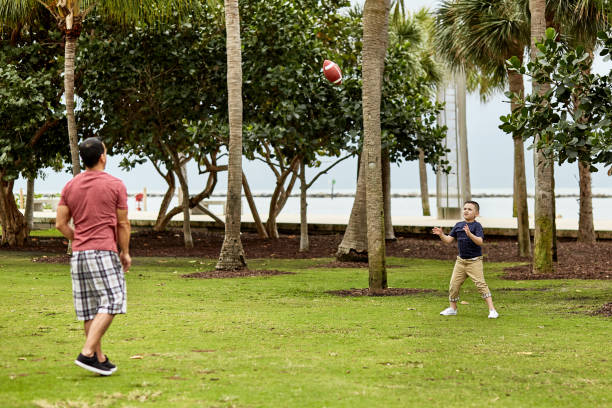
[336,158,368,262]
[507,67,531,258]
[175,164,193,249]
[265,160,299,239]
[577,161,595,243]
[0,180,28,247]
[362,0,389,293]
[382,151,395,241]
[552,168,557,262]
[242,172,268,238]
[217,0,246,270]
[530,0,554,274]
[154,184,176,231]
[64,34,81,176]
[154,168,176,231]
[25,177,35,231]
[418,149,430,216]
[299,160,309,252]
[456,70,471,202]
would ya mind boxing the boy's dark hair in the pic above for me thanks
[79,137,105,168]
[464,200,480,212]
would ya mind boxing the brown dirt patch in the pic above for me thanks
[501,241,612,280]
[31,254,71,264]
[591,302,612,317]
[311,261,403,269]
[327,288,437,297]
[5,230,611,280]
[182,269,293,279]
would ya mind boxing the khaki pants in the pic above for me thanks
[448,256,491,302]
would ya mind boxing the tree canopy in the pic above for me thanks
[500,27,612,169]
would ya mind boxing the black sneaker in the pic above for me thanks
[98,354,117,372]
[74,353,113,376]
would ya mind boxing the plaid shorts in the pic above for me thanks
[71,250,127,321]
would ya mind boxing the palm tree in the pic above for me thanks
[0,0,182,176]
[529,0,555,273]
[336,6,440,260]
[435,0,532,258]
[362,0,390,293]
[216,0,246,270]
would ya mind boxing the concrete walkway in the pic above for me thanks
[31,210,612,239]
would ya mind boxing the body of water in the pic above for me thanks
[122,188,612,221]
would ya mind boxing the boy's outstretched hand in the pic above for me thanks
[432,227,443,236]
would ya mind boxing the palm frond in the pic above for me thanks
[0,0,43,26]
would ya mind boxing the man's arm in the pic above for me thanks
[117,209,131,272]
[432,227,455,244]
[55,205,74,241]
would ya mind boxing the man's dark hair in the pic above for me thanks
[464,200,480,212]
[79,137,105,168]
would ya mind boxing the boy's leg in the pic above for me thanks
[448,258,468,309]
[465,258,496,311]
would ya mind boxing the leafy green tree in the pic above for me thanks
[501,28,612,175]
[547,0,609,244]
[0,0,187,177]
[77,9,228,248]
[0,20,68,246]
[240,0,360,239]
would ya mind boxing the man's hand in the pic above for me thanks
[120,251,131,272]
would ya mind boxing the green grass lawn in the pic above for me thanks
[0,253,610,407]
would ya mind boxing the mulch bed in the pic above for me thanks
[310,261,403,269]
[31,254,72,264]
[182,269,294,279]
[327,288,437,297]
[592,302,612,317]
[6,230,611,281]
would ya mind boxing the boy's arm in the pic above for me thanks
[55,205,74,241]
[432,227,455,244]
[463,224,483,246]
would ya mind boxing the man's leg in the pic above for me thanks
[84,320,105,362]
[82,313,114,359]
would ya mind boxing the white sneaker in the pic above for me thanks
[488,309,499,319]
[440,307,457,316]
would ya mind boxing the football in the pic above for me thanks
[323,59,342,85]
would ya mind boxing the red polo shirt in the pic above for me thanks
[59,171,128,252]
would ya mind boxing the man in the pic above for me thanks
[56,137,131,376]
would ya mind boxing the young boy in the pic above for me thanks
[432,201,499,319]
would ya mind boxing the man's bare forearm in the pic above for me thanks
[56,223,74,241]
[117,222,131,254]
